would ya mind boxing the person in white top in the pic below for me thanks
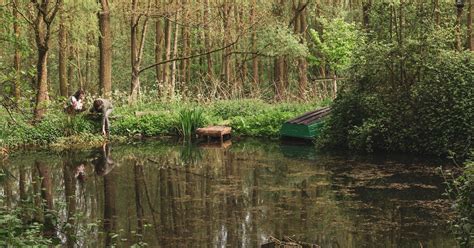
[65,89,85,114]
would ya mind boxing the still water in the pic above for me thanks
[1,139,457,247]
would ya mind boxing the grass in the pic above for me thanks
[0,98,331,151]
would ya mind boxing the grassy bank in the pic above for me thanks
[0,99,330,151]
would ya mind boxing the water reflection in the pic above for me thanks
[1,140,457,247]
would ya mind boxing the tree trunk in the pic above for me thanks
[468,0,473,51]
[34,47,49,121]
[162,17,172,97]
[155,0,164,94]
[274,57,285,100]
[98,0,112,97]
[170,12,180,99]
[433,0,440,26]
[250,0,259,92]
[221,1,232,87]
[362,0,371,29]
[180,0,190,84]
[33,0,61,121]
[456,5,464,51]
[295,0,308,100]
[204,0,213,79]
[129,0,151,102]
[58,3,68,96]
[12,0,21,100]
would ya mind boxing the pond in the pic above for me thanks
[1,139,457,247]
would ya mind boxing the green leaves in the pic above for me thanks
[256,24,309,58]
[309,17,363,74]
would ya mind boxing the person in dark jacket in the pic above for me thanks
[90,98,113,136]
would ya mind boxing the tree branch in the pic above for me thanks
[139,35,241,74]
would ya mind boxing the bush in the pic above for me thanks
[448,152,474,247]
[319,48,473,157]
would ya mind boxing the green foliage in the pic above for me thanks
[1,99,328,150]
[113,113,177,137]
[257,24,309,58]
[309,17,362,74]
[0,199,52,247]
[447,152,474,247]
[177,108,205,140]
[212,99,325,137]
[320,48,473,156]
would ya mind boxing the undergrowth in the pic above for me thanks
[0,99,330,150]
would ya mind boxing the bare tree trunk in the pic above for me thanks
[180,0,190,84]
[295,0,308,100]
[221,1,232,88]
[170,11,180,99]
[468,0,473,51]
[98,0,112,97]
[155,0,164,94]
[162,16,172,97]
[58,3,68,96]
[362,0,371,29]
[204,0,213,79]
[456,4,464,51]
[34,48,49,120]
[433,0,440,26]
[13,0,21,100]
[130,0,151,102]
[250,0,259,92]
[67,44,74,95]
[274,57,285,100]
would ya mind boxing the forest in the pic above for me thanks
[0,0,473,247]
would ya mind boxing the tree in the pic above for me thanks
[12,0,22,100]
[129,0,152,102]
[98,0,112,97]
[58,1,68,97]
[31,0,62,121]
[468,0,473,51]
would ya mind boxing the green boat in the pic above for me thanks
[280,107,331,140]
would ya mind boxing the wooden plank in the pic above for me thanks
[286,107,331,125]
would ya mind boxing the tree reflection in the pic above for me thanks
[34,160,56,238]
[92,143,117,247]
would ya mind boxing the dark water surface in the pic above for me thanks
[1,139,457,247]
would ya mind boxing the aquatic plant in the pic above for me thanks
[177,107,205,140]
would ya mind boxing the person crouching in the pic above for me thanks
[90,98,113,136]
[65,89,85,114]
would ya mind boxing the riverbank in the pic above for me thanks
[0,99,330,152]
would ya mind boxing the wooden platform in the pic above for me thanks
[280,107,331,140]
[196,126,232,143]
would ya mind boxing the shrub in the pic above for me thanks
[319,48,473,156]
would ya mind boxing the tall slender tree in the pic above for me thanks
[98,0,112,97]
[12,0,21,100]
[468,0,473,51]
[129,0,152,102]
[155,0,164,93]
[58,1,68,97]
